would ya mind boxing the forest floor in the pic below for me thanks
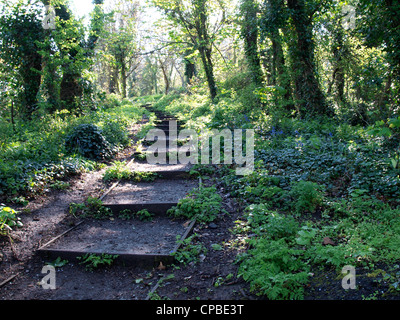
[1,114,399,303]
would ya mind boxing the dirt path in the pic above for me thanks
[0,108,251,301]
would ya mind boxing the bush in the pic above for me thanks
[65,124,113,160]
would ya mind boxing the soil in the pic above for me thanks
[102,179,198,205]
[41,217,189,256]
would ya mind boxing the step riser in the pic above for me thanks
[103,202,177,215]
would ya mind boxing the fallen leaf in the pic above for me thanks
[157,262,166,270]
[322,236,336,246]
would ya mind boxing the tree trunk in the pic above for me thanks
[241,0,264,87]
[120,55,127,98]
[198,45,218,101]
[195,0,218,101]
[184,48,196,85]
[271,30,294,110]
[21,52,42,116]
[332,27,345,105]
[287,0,327,117]
[159,58,170,94]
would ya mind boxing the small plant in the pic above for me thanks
[131,171,158,182]
[172,234,207,266]
[49,181,70,190]
[289,180,325,214]
[0,205,23,236]
[103,161,132,182]
[167,185,227,223]
[77,253,119,271]
[118,208,154,221]
[118,209,134,220]
[189,164,215,177]
[69,197,113,219]
[102,163,158,182]
[135,209,154,221]
[243,204,299,239]
[11,196,29,206]
[48,257,69,268]
[238,238,310,300]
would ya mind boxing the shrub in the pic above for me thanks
[69,196,113,220]
[65,124,113,160]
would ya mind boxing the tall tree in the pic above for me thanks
[40,0,105,111]
[259,0,294,111]
[97,0,140,98]
[152,0,223,101]
[287,0,328,117]
[239,0,264,87]
[0,1,44,118]
[357,0,400,106]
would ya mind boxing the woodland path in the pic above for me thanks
[0,105,247,300]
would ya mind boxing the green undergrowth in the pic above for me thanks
[150,92,400,300]
[102,161,158,182]
[167,184,228,223]
[0,97,150,198]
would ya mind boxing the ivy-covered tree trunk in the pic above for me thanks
[332,27,345,105]
[271,30,293,111]
[0,4,44,118]
[287,0,327,117]
[240,0,264,87]
[195,0,218,101]
[21,46,42,117]
[260,0,294,112]
[184,48,196,85]
[198,45,218,101]
[54,0,104,110]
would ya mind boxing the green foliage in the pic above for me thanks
[244,204,299,239]
[289,180,325,214]
[167,185,227,223]
[77,253,119,271]
[172,234,207,266]
[0,98,145,197]
[0,205,23,236]
[117,208,154,221]
[103,161,132,182]
[134,209,154,221]
[102,161,158,183]
[65,124,114,160]
[69,196,113,220]
[189,164,216,177]
[131,171,158,182]
[238,238,310,300]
